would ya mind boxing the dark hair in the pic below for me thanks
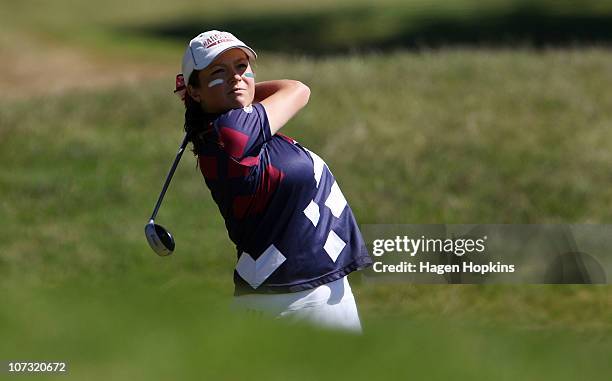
[184,70,216,156]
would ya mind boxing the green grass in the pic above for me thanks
[1,279,611,381]
[4,0,612,61]
[2,49,611,312]
[1,0,612,379]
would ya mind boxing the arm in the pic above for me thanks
[256,80,310,135]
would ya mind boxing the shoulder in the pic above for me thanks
[213,104,267,129]
[212,104,270,159]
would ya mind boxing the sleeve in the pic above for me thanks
[213,103,272,160]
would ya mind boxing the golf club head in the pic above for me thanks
[145,220,175,256]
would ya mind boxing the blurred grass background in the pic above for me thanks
[1,0,611,379]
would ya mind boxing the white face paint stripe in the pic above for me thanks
[208,78,224,88]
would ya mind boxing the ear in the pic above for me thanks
[187,84,201,103]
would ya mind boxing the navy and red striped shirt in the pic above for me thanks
[197,103,372,295]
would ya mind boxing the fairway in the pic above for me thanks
[1,0,611,379]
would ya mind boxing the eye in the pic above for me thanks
[211,68,225,75]
[237,63,248,69]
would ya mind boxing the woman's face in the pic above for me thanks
[188,48,255,114]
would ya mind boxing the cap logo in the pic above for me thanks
[204,33,236,49]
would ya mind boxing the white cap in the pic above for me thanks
[181,30,257,85]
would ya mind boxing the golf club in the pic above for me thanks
[145,133,189,256]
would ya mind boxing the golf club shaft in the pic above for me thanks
[149,133,189,221]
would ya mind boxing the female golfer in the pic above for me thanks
[175,30,372,332]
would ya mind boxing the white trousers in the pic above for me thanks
[232,276,363,333]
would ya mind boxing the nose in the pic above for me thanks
[229,69,243,84]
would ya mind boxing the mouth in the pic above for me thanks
[228,88,246,95]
